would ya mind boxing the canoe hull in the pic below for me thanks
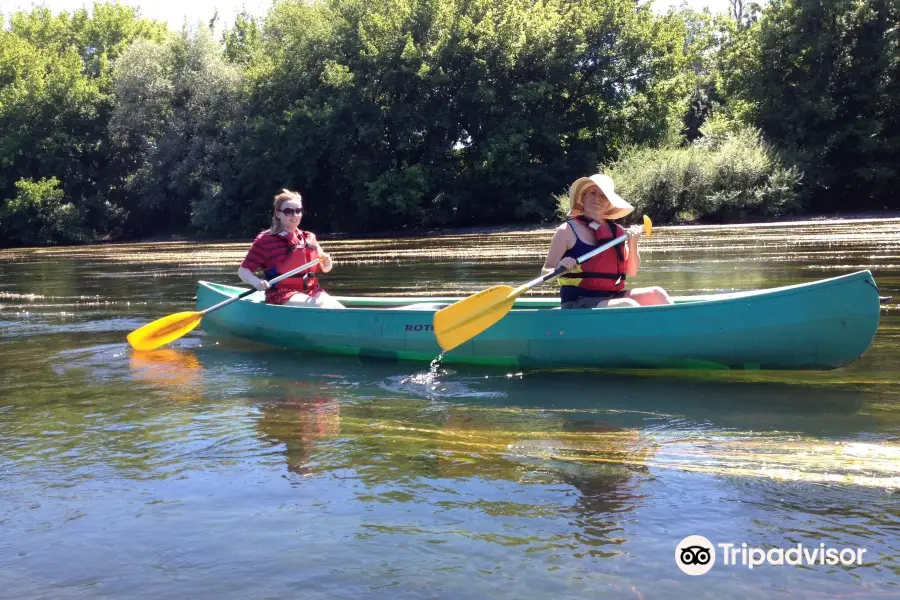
[195,270,881,370]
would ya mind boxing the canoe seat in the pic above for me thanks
[387,302,451,311]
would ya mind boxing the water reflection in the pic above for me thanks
[192,345,896,450]
[2,219,900,598]
[256,389,342,478]
[129,349,204,402]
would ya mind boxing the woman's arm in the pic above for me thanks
[238,237,270,291]
[541,225,576,276]
[623,226,642,276]
[309,233,334,273]
[238,266,269,291]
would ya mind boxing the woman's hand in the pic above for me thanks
[559,257,577,271]
[625,224,643,239]
[238,266,271,292]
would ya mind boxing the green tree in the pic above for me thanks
[0,3,166,244]
[211,0,692,236]
[109,26,245,235]
[222,10,264,67]
[0,177,87,246]
[719,0,900,210]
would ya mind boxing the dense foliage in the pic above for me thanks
[0,0,897,246]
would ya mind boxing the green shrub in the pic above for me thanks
[0,177,88,246]
[557,122,803,224]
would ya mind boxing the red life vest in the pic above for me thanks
[265,230,321,295]
[565,217,627,292]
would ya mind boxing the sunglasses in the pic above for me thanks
[280,207,303,216]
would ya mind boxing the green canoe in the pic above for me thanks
[195,269,882,370]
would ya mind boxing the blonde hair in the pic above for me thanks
[264,189,303,234]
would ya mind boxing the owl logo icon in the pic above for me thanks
[675,536,716,575]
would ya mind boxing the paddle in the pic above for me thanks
[127,257,324,352]
[433,216,652,352]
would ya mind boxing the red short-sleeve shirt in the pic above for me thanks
[240,232,292,272]
[240,231,320,304]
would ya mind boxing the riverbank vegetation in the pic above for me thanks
[1,0,897,247]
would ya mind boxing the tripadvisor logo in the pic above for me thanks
[676,536,715,576]
[675,536,867,575]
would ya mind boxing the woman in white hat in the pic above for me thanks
[540,174,673,309]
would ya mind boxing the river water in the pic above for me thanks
[1,218,898,598]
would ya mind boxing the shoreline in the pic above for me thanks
[3,211,900,250]
[324,211,900,240]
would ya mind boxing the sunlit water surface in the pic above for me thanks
[1,218,899,598]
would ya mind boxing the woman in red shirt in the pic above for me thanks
[238,189,345,308]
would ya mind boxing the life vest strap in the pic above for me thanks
[576,216,625,264]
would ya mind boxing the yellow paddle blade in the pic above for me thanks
[126,311,203,352]
[433,214,653,354]
[434,285,518,352]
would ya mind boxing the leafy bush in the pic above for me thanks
[0,177,88,246]
[558,121,803,224]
